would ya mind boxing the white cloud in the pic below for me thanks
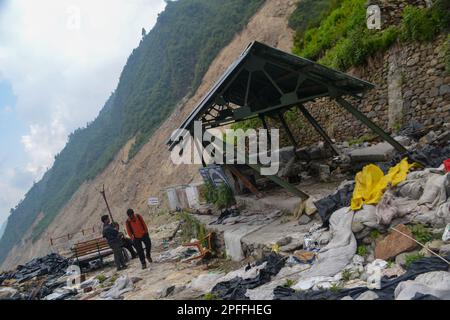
[0,0,166,223]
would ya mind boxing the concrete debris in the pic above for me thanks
[349,142,397,163]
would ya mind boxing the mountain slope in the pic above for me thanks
[1,0,296,270]
[0,221,6,240]
[0,0,265,266]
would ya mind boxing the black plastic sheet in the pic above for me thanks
[314,182,355,227]
[273,255,450,300]
[211,253,286,300]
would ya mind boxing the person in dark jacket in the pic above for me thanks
[125,209,152,269]
[102,215,127,271]
[111,221,138,259]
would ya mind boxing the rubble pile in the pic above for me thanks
[0,253,70,300]
[195,123,450,300]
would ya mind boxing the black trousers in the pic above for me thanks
[133,233,152,265]
[122,237,137,258]
[110,241,126,270]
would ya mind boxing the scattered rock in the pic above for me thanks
[293,250,316,263]
[356,290,379,300]
[298,215,312,225]
[276,236,292,247]
[395,250,420,268]
[0,287,18,300]
[420,240,445,257]
[374,224,417,260]
[279,240,303,252]
[439,244,450,256]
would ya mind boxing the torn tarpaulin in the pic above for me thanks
[273,254,450,300]
[314,182,354,227]
[2,253,69,284]
[378,142,450,172]
[211,253,286,300]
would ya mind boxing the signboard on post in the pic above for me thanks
[147,197,159,215]
[148,197,159,206]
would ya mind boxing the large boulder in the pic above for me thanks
[374,224,417,260]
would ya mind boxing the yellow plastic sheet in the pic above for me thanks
[351,158,415,211]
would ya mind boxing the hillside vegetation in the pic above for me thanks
[0,0,264,265]
[292,0,450,70]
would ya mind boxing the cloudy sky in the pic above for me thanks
[0,0,166,226]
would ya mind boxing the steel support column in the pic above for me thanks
[297,104,340,156]
[335,97,407,154]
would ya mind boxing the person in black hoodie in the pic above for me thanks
[101,215,127,271]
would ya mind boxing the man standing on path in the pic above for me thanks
[125,209,153,269]
[102,215,127,271]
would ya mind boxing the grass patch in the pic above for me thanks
[283,279,295,288]
[357,245,368,257]
[291,0,450,71]
[408,224,433,244]
[203,293,221,300]
[330,282,344,293]
[405,252,424,268]
[444,35,450,73]
[369,230,381,241]
[95,274,107,283]
[341,269,353,282]
[348,133,378,146]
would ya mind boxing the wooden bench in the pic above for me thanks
[71,237,113,271]
[182,232,214,264]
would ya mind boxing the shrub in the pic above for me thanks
[215,183,236,210]
[444,35,450,73]
[401,5,439,42]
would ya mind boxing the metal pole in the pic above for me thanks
[297,104,340,156]
[100,184,115,224]
[335,97,408,154]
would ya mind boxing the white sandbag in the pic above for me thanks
[394,271,450,300]
[353,205,379,229]
[188,272,226,293]
[99,275,134,300]
[375,190,418,225]
[417,173,450,209]
[290,207,356,290]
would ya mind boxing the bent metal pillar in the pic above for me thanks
[297,104,340,156]
[335,97,408,154]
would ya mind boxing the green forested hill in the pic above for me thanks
[0,0,264,265]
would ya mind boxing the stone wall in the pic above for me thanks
[288,20,450,145]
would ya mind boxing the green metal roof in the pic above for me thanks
[168,41,375,150]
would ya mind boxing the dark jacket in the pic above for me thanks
[102,223,121,246]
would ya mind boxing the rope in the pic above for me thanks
[390,226,450,265]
